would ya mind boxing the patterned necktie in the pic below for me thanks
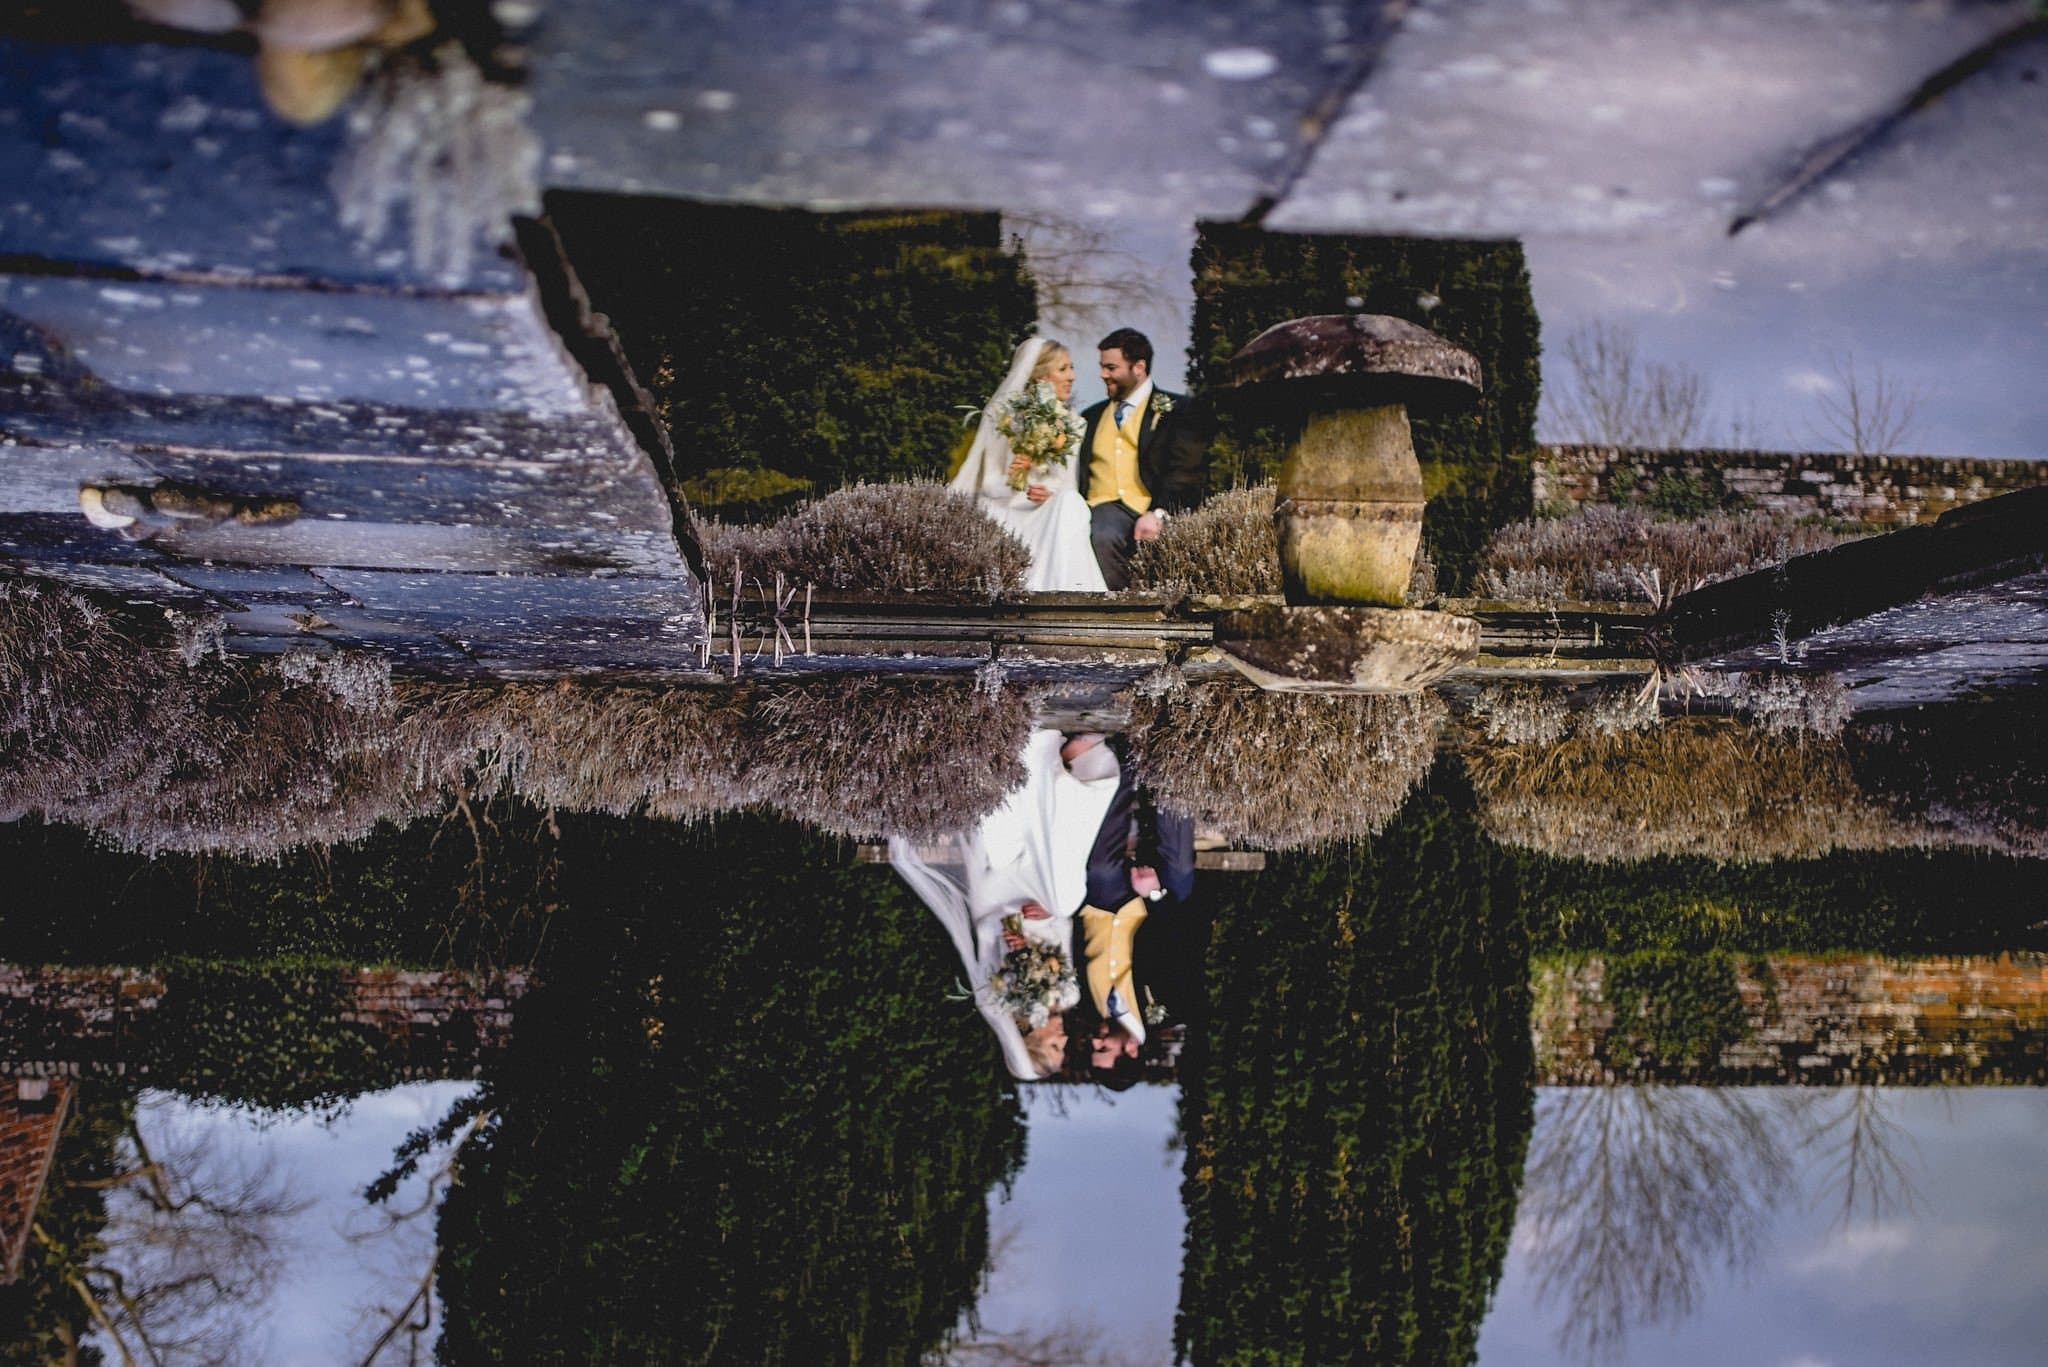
[1114,400,1131,427]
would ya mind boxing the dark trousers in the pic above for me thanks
[1085,740,1196,908]
[1089,501,1139,591]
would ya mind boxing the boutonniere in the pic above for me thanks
[1151,392,1175,416]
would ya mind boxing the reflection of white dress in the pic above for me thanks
[950,338,1108,593]
[889,729,1121,1079]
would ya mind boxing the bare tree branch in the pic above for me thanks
[1545,320,1710,450]
[1520,1087,1804,1364]
[1004,213,1177,336]
[1800,1084,1923,1229]
[1809,352,1922,456]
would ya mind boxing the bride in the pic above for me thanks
[889,729,1121,1079]
[950,336,1108,593]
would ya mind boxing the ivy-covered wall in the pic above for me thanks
[547,195,1038,516]
[1175,763,1535,1365]
[0,1089,126,1364]
[1188,227,1542,592]
[433,814,1025,1364]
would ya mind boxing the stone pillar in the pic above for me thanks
[1205,314,1484,692]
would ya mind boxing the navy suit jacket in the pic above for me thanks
[1075,388,1212,515]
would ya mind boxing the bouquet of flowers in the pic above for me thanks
[997,381,1086,491]
[984,920,1081,1030]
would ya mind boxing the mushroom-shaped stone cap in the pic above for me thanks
[1217,314,1483,415]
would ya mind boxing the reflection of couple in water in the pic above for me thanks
[889,728,1195,1081]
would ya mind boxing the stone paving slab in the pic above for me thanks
[525,0,1400,222]
[0,40,524,293]
[0,275,588,416]
[1270,0,2037,241]
[321,568,702,672]
[1,378,656,472]
[156,564,351,605]
[0,441,158,515]
[1697,570,2048,712]
[11,560,217,614]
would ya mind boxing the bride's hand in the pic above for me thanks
[1008,454,1033,478]
[1025,483,1052,504]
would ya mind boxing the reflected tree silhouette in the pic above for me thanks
[431,814,1028,1363]
[14,1090,305,1367]
[1519,1086,1802,1364]
[1175,763,1535,1364]
[1799,1084,1924,1231]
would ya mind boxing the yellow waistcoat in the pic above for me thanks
[1081,898,1147,1021]
[1086,401,1151,513]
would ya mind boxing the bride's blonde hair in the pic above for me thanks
[1029,340,1069,382]
[1024,1023,1064,1077]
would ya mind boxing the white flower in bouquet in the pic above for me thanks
[997,380,1085,491]
[986,937,1080,1032]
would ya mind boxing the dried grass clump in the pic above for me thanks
[1465,717,1918,863]
[1469,680,1658,747]
[1129,684,1447,850]
[1129,486,1280,596]
[393,677,1028,837]
[0,596,424,857]
[1127,483,1436,602]
[80,661,423,857]
[694,482,1028,597]
[1469,682,1571,746]
[0,578,190,822]
[394,680,756,822]
[751,678,1033,840]
[1692,670,1853,739]
[1478,506,1848,603]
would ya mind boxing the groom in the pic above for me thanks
[1075,740,1197,1074]
[1077,328,1212,590]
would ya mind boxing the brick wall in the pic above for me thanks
[0,966,528,1084]
[1536,954,2048,1084]
[1534,446,2048,526]
[0,1077,70,1283]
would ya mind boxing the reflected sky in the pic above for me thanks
[1482,1089,2048,1367]
[970,1085,1184,1363]
[950,1087,2048,1367]
[109,1081,2041,1364]
[84,1082,476,1365]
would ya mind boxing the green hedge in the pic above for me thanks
[1188,227,1542,593]
[547,196,1038,507]
[1176,763,1534,1365]
[433,814,1025,1364]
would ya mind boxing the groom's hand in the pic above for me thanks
[1025,483,1052,504]
[1133,510,1164,542]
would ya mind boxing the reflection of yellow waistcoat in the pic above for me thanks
[1081,898,1147,1020]
[1086,401,1151,512]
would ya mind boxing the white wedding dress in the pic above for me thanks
[889,729,1121,1079]
[949,337,1109,593]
